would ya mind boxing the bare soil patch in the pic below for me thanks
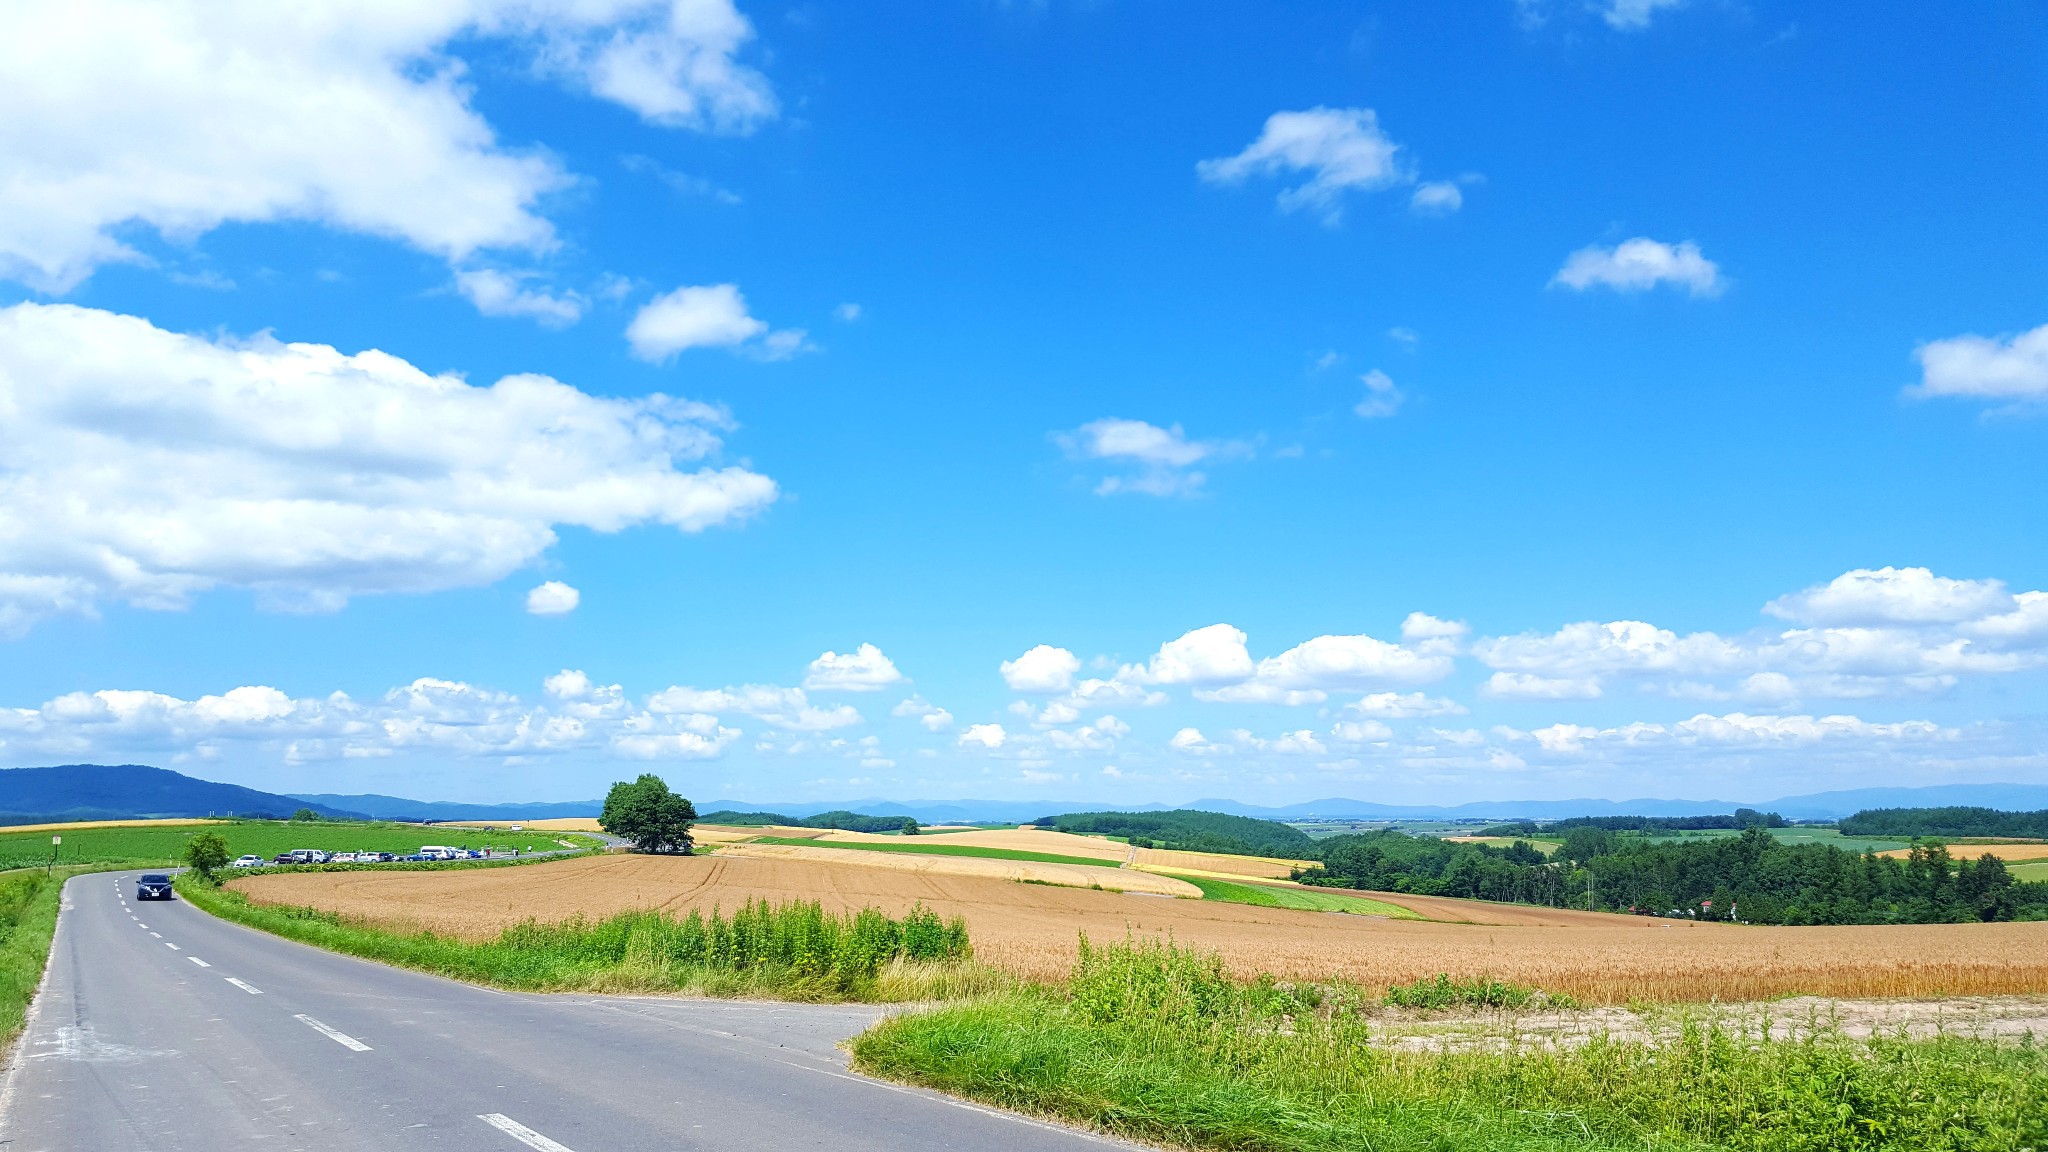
[230,853,2048,1003]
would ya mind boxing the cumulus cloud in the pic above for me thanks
[1059,418,1245,497]
[1473,567,2048,703]
[1345,692,1467,719]
[1198,107,1410,223]
[891,696,954,732]
[1330,719,1394,743]
[958,723,1007,749]
[1483,672,1604,700]
[456,269,586,327]
[1551,238,1723,297]
[0,303,775,635]
[1909,322,2048,403]
[626,283,807,362]
[0,0,774,293]
[646,683,859,731]
[1125,625,1256,686]
[1513,712,1951,755]
[1766,567,2014,627]
[802,644,902,692]
[1001,645,1081,693]
[525,581,581,615]
[0,671,743,765]
[1169,727,1229,755]
[1354,369,1405,419]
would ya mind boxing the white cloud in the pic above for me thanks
[627,283,806,361]
[1510,712,1952,756]
[1482,672,1604,699]
[1602,0,1684,29]
[646,683,859,731]
[1910,322,2048,402]
[1387,326,1420,347]
[1346,692,1467,719]
[1402,612,1470,643]
[0,671,744,764]
[1168,727,1229,755]
[1409,181,1462,215]
[1331,719,1394,743]
[1059,418,1244,497]
[1354,369,1405,419]
[958,723,1007,749]
[803,643,903,692]
[1198,107,1409,222]
[1766,567,2014,627]
[891,695,954,732]
[0,0,774,293]
[456,269,585,327]
[1550,238,1723,297]
[1233,728,1327,755]
[1250,631,1455,689]
[0,303,775,635]
[525,581,581,615]
[833,303,863,322]
[1472,567,2048,701]
[1001,645,1081,693]
[1125,624,1255,685]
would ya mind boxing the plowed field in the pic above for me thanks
[230,853,2048,1003]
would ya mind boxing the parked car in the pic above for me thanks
[271,853,295,865]
[330,852,358,864]
[286,849,329,864]
[398,853,428,862]
[229,855,265,868]
[136,873,173,900]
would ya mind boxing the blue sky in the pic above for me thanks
[0,0,2043,806]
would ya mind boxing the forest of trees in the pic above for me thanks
[1839,806,2048,839]
[1477,809,1786,836]
[1041,810,1318,858]
[1301,826,2044,924]
[698,809,916,834]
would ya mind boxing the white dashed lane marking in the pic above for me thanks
[479,1114,578,1152]
[164,943,179,951]
[188,957,210,968]
[225,978,262,995]
[295,1015,371,1052]
[149,932,161,938]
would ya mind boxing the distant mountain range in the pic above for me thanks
[0,764,367,824]
[0,764,2043,826]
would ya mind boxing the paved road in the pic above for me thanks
[0,871,1119,1152]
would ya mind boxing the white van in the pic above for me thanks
[418,845,461,860]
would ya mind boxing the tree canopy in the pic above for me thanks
[599,775,697,854]
[1043,810,1316,858]
[1840,806,2048,839]
[183,831,229,878]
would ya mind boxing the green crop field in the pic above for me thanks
[1637,826,1916,853]
[750,837,1122,869]
[2010,860,2048,883]
[1175,874,1425,918]
[0,821,599,870]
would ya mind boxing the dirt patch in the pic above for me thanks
[1876,842,2048,862]
[712,841,1200,896]
[229,853,2048,1004]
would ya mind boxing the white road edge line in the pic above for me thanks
[188,957,210,968]
[294,1015,371,1052]
[478,1113,577,1152]
[225,978,262,995]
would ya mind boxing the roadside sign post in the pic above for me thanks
[48,834,59,873]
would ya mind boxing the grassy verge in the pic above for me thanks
[852,937,2048,1152]
[1176,874,1425,918]
[750,837,1123,869]
[179,875,1003,1002]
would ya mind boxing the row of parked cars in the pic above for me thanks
[229,846,509,868]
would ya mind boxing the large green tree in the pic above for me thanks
[183,831,230,879]
[599,774,697,854]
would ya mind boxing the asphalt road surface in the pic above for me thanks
[0,870,1121,1152]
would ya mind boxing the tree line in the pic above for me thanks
[1478,808,1787,836]
[1301,826,2044,923]
[1839,805,2048,839]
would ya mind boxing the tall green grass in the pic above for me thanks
[179,877,989,1001]
[852,936,2048,1152]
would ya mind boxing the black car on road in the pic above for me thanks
[136,874,173,900]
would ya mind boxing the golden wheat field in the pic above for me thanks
[0,817,227,834]
[1876,842,2048,862]
[230,852,2048,1004]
